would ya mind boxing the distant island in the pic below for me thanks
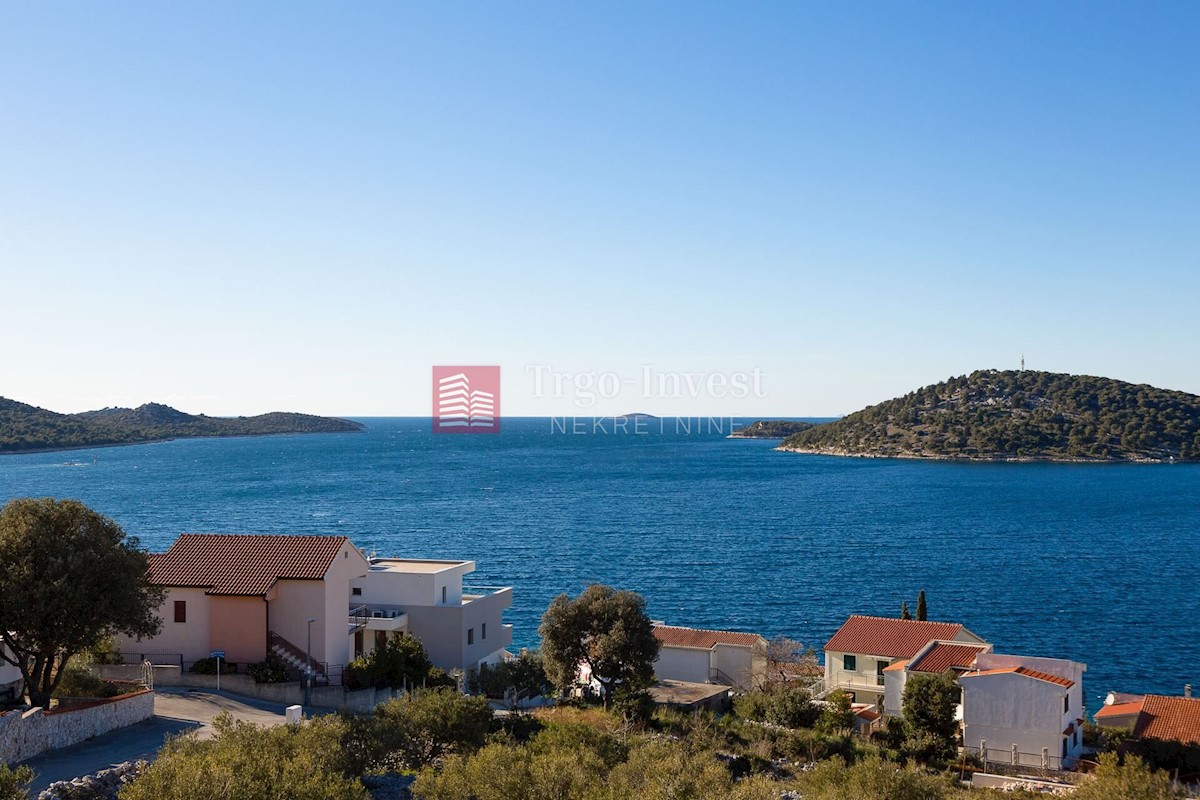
[0,398,364,454]
[730,420,817,439]
[778,369,1200,462]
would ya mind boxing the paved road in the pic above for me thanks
[20,688,288,794]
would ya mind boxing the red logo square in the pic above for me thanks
[432,366,500,434]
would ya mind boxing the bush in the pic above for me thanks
[0,764,33,800]
[351,688,494,772]
[189,657,222,675]
[735,686,820,729]
[344,634,435,691]
[53,666,126,699]
[246,653,291,684]
[120,713,366,800]
[1072,753,1185,800]
[796,754,954,800]
[468,651,548,700]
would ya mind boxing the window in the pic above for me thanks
[174,600,186,623]
[352,587,362,596]
[1064,695,1069,713]
[843,654,857,671]
[482,623,487,640]
[467,628,474,645]
[442,586,447,604]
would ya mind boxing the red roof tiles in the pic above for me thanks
[908,642,989,674]
[149,533,350,596]
[824,616,973,660]
[653,625,764,650]
[1133,695,1200,745]
[1095,700,1145,720]
[961,666,1074,688]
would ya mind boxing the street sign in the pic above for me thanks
[210,650,225,659]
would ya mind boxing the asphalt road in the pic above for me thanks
[20,688,288,794]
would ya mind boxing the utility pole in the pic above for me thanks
[305,617,317,709]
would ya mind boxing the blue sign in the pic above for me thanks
[210,650,225,659]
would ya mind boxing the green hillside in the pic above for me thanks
[0,398,363,454]
[779,370,1200,462]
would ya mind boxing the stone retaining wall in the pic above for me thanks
[0,690,155,765]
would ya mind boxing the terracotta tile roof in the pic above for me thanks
[961,666,1074,688]
[824,615,972,660]
[908,642,989,674]
[1095,700,1145,719]
[883,659,909,672]
[149,533,349,596]
[1133,695,1200,745]
[653,625,764,650]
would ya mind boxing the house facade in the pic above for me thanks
[882,639,992,716]
[823,615,986,707]
[652,625,767,689]
[958,653,1087,769]
[351,558,512,673]
[115,533,512,678]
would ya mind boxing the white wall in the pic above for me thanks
[960,670,1084,767]
[655,647,712,684]
[713,644,761,689]
[113,587,212,663]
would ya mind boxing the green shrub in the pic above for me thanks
[246,653,290,684]
[468,651,549,699]
[796,754,954,800]
[344,634,436,691]
[351,688,494,772]
[0,764,33,800]
[189,657,219,675]
[53,666,126,699]
[119,713,366,800]
[735,686,820,729]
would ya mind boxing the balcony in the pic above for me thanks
[462,586,513,605]
[831,669,886,693]
[349,605,408,633]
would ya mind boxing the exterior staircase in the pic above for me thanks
[268,631,327,682]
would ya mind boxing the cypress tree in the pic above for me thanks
[900,601,912,621]
[916,590,927,621]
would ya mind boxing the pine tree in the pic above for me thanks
[916,590,927,622]
[901,601,912,621]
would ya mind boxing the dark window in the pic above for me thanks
[442,586,447,604]
[468,628,474,645]
[482,623,487,640]
[174,600,186,623]
[843,654,857,671]
[352,587,362,596]
[1064,695,1069,713]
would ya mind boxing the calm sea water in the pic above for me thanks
[1,418,1196,707]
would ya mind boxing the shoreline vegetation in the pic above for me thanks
[0,397,363,455]
[777,369,1200,463]
[729,420,817,439]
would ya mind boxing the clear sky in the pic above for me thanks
[1,2,1196,417]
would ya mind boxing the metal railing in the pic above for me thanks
[268,630,327,678]
[104,652,183,667]
[962,743,1075,776]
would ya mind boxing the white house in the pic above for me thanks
[652,625,767,689]
[0,642,22,702]
[823,615,987,707]
[958,653,1087,769]
[882,639,992,716]
[352,558,512,673]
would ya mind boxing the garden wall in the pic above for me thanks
[0,689,155,765]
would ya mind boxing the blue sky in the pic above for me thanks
[1,2,1196,417]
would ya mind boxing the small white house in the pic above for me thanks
[958,653,1087,769]
[652,625,767,690]
[0,642,22,701]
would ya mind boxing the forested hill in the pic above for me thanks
[0,398,364,453]
[779,370,1200,462]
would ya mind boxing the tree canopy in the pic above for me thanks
[780,369,1200,461]
[538,585,660,706]
[0,498,164,707]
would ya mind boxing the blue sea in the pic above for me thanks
[1,418,1196,708]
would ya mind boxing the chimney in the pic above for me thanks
[1187,684,1193,699]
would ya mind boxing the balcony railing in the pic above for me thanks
[831,670,886,691]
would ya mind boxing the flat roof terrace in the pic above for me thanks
[367,558,474,574]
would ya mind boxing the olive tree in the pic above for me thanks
[0,498,164,707]
[538,585,659,707]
